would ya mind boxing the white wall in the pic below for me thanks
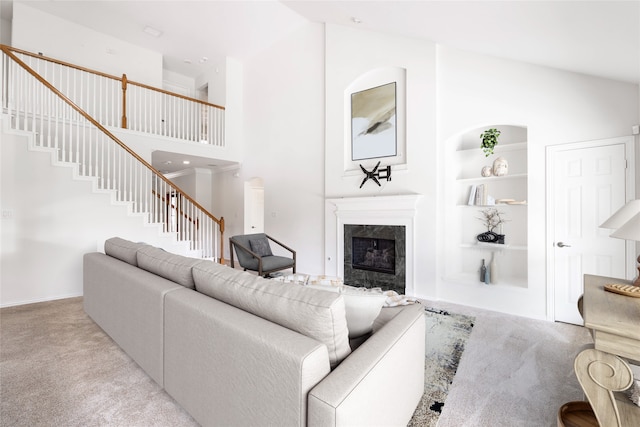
[163,70,195,97]
[165,168,213,212]
[324,24,438,295]
[0,17,10,45]
[195,58,227,106]
[437,46,639,319]
[240,23,325,274]
[212,168,243,261]
[321,24,638,317]
[223,57,244,164]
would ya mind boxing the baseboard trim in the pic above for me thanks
[0,292,83,308]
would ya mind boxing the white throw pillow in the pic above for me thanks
[309,284,386,338]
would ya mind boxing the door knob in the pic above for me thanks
[557,242,571,248]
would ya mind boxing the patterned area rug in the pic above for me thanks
[408,307,475,427]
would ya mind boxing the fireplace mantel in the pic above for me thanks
[324,195,422,296]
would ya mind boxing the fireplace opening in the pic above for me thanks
[351,237,395,275]
[344,224,405,294]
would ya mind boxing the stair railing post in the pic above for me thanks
[219,217,225,265]
[121,73,127,129]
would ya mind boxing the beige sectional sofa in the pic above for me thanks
[83,237,425,427]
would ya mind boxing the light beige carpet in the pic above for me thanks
[0,297,197,426]
[1,297,592,426]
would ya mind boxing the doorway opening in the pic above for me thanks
[244,177,264,234]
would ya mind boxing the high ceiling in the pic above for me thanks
[2,1,638,173]
[3,0,639,84]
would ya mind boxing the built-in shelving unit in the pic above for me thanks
[444,125,528,288]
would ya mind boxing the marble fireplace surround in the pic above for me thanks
[324,195,422,296]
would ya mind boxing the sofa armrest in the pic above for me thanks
[308,303,425,427]
[163,288,331,427]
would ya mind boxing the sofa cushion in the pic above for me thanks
[136,246,200,289]
[192,262,351,368]
[309,284,387,339]
[104,237,147,266]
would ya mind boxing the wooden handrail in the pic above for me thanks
[151,189,199,227]
[0,44,225,110]
[1,45,226,261]
[125,79,225,109]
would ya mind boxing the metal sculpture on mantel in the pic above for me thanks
[359,161,392,188]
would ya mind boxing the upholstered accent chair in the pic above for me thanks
[229,233,296,277]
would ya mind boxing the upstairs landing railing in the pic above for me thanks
[0,45,225,146]
[1,45,225,261]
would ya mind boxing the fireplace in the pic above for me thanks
[325,195,421,296]
[344,224,405,294]
[351,237,395,274]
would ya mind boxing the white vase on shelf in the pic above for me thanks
[490,252,498,284]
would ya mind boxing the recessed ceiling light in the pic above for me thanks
[352,17,362,24]
[183,160,191,165]
[163,160,172,165]
[199,56,208,64]
[143,26,163,37]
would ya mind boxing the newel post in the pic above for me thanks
[121,74,128,129]
[219,217,226,265]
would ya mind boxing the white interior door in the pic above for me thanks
[244,179,264,234]
[549,139,632,324]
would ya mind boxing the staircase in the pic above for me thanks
[2,117,202,255]
[0,45,226,306]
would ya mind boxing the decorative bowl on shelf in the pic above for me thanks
[476,231,505,244]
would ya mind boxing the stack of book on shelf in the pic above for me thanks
[468,184,492,206]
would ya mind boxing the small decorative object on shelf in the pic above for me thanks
[480,259,487,282]
[480,128,501,157]
[490,252,498,284]
[476,208,508,244]
[484,262,491,284]
[481,166,493,177]
[492,156,509,176]
[359,161,392,188]
[477,231,504,244]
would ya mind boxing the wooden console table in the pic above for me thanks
[582,274,640,363]
[572,274,640,426]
